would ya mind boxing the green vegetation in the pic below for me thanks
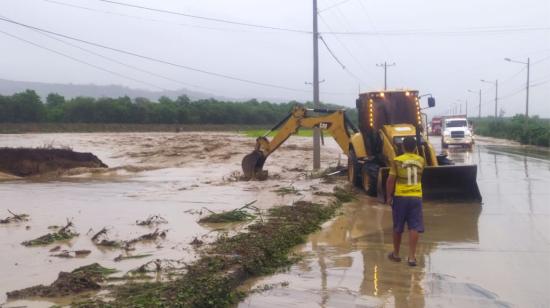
[74,188,352,307]
[21,221,78,246]
[198,209,255,223]
[199,201,258,223]
[272,185,301,196]
[472,115,550,147]
[0,90,355,127]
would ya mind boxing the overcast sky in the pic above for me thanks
[1,0,549,117]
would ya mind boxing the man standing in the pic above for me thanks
[386,136,425,266]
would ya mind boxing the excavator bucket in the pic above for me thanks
[378,165,482,202]
[422,165,482,202]
[242,150,267,180]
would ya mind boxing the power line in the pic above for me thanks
[319,35,363,84]
[318,14,368,82]
[94,0,310,34]
[355,0,395,60]
[0,29,166,90]
[42,0,276,34]
[28,27,218,93]
[532,55,550,65]
[318,0,353,13]
[322,26,550,36]
[0,16,311,93]
[530,78,550,88]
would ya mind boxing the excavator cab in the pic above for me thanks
[355,90,481,202]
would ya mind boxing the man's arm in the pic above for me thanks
[386,174,396,205]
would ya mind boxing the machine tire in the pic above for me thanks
[361,162,379,196]
[347,148,362,187]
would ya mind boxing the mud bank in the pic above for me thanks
[0,147,107,177]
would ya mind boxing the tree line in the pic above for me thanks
[0,90,357,126]
[471,115,550,147]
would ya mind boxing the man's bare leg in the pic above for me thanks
[408,230,419,261]
[393,231,402,257]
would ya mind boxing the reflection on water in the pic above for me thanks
[243,140,550,308]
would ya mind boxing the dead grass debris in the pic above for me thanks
[136,215,168,226]
[21,220,78,246]
[0,209,29,224]
[198,201,258,224]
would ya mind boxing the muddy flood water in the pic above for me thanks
[1,133,549,308]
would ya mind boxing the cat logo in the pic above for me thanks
[319,122,329,129]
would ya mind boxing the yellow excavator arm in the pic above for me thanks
[242,105,358,180]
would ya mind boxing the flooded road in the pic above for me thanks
[1,133,549,307]
[241,137,550,308]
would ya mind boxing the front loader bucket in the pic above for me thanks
[422,165,482,202]
[377,165,482,202]
[241,150,267,180]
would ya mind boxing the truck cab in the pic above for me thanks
[430,117,443,135]
[441,116,474,149]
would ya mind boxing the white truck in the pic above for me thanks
[441,115,474,149]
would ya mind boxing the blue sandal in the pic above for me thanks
[387,252,402,262]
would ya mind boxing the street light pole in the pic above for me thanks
[312,0,320,170]
[504,57,530,118]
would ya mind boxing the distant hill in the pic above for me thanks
[0,78,223,101]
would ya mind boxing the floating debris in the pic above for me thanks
[21,220,78,247]
[124,229,167,249]
[190,237,204,246]
[114,253,153,262]
[0,210,29,224]
[272,185,301,196]
[50,250,91,259]
[198,201,258,223]
[136,215,168,226]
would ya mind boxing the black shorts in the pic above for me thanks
[392,196,424,233]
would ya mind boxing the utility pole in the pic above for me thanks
[495,80,498,118]
[470,89,481,118]
[456,99,468,116]
[481,79,498,118]
[312,0,321,170]
[376,61,396,90]
[478,89,481,118]
[526,57,530,118]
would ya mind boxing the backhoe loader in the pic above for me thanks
[242,90,482,202]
